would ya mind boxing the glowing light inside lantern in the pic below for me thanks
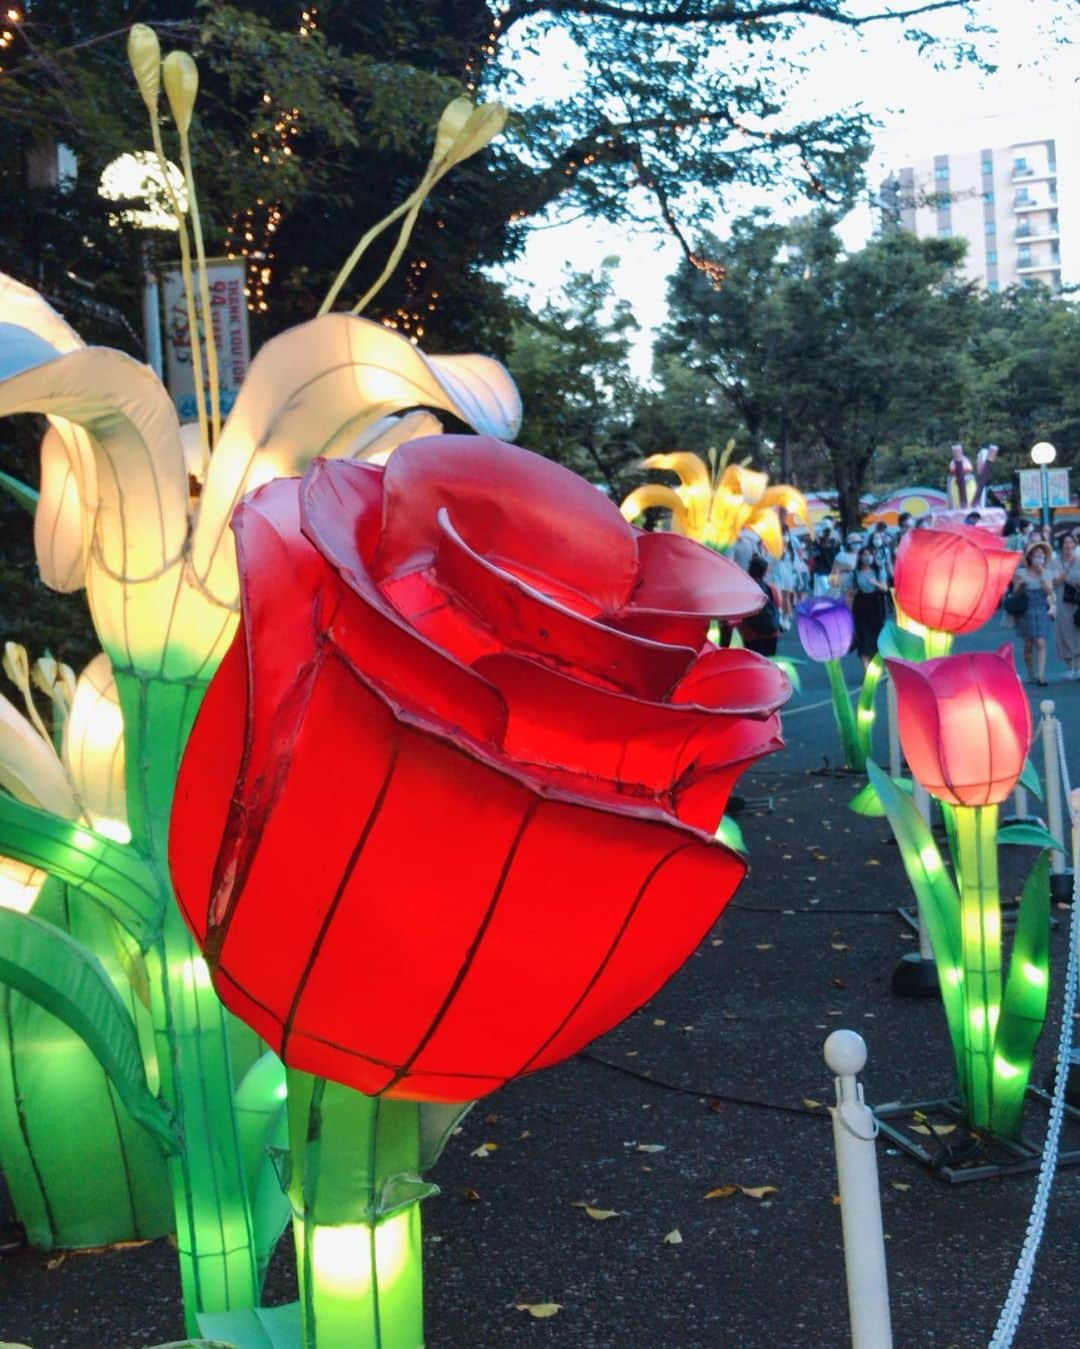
[1022,961,1047,987]
[311,1211,413,1298]
[0,858,44,913]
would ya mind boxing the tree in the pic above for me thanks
[507,260,643,497]
[0,1,1066,358]
[965,283,1080,466]
[657,214,978,529]
[655,211,823,474]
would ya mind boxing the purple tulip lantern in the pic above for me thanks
[795,597,854,663]
[794,597,862,768]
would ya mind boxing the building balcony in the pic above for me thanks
[1015,228,1059,244]
[1014,198,1057,213]
[1015,261,1062,275]
[1011,168,1056,183]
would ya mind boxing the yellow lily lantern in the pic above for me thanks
[620,449,810,559]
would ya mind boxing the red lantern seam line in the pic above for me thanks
[510,838,703,1084]
[278,727,405,1066]
[203,649,324,960]
[374,798,541,1098]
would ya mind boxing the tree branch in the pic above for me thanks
[497,0,971,35]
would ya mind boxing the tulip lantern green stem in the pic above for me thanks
[824,658,864,772]
[285,1070,428,1349]
[854,654,884,769]
[951,804,1001,1130]
[114,672,260,1330]
[923,629,953,660]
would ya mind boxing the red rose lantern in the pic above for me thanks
[170,437,788,1102]
[893,523,1019,636]
[885,645,1030,806]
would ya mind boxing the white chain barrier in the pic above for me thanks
[985,710,1079,1349]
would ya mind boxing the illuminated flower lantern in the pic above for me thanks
[0,24,523,1332]
[619,449,809,558]
[170,436,789,1343]
[873,647,1047,1139]
[792,596,868,771]
[893,523,1019,658]
[794,596,852,663]
[0,647,172,1248]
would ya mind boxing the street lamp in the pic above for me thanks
[1030,441,1057,532]
[98,151,187,381]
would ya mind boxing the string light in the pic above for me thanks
[0,6,21,68]
[224,7,316,312]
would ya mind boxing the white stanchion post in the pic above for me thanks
[886,675,901,780]
[1040,701,1066,877]
[825,1030,893,1349]
[1013,783,1029,821]
[911,782,935,963]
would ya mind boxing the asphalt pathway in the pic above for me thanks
[2,616,1079,1347]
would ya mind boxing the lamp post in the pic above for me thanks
[1030,440,1057,533]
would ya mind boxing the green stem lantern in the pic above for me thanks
[285,1072,432,1349]
[951,803,1001,1126]
[825,657,864,771]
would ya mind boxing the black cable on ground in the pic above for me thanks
[728,902,899,915]
[577,1050,828,1121]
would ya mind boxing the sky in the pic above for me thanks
[495,0,1080,380]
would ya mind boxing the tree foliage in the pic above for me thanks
[657,213,979,528]
[508,260,643,497]
[0,0,1062,356]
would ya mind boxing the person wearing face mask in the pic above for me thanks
[1008,541,1057,686]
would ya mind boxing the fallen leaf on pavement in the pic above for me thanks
[516,1303,562,1318]
[704,1185,739,1200]
[571,1202,621,1220]
[663,1229,683,1244]
[740,1185,778,1200]
[636,1144,665,1153]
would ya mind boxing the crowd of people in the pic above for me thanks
[731,509,1080,684]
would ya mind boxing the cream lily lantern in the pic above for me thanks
[0,26,521,1331]
[0,272,521,682]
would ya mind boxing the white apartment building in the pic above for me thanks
[881,138,1066,292]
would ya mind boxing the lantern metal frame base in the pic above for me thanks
[1049,869,1074,904]
[890,951,940,999]
[872,1089,1080,1184]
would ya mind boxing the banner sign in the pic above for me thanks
[162,258,250,423]
[1019,468,1070,511]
